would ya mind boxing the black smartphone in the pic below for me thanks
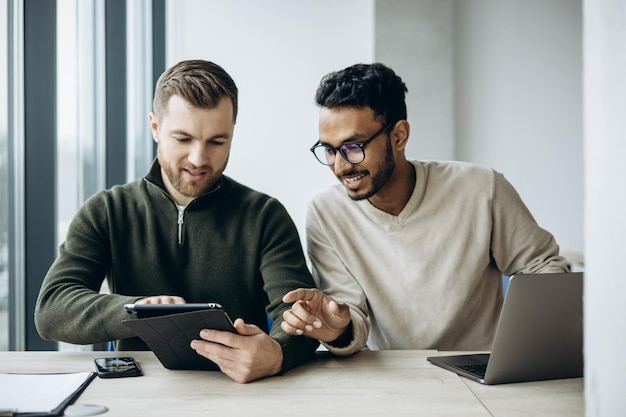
[94,357,142,378]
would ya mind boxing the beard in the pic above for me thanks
[346,139,396,201]
[159,155,227,199]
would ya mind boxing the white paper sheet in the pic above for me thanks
[0,372,95,414]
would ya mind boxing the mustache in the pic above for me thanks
[180,164,207,172]
[339,169,368,178]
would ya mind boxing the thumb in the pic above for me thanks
[328,300,341,315]
[232,318,263,336]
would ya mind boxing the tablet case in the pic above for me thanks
[122,309,236,371]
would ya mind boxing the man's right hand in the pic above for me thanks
[134,295,187,304]
[281,288,351,343]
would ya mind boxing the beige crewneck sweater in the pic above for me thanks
[306,160,568,355]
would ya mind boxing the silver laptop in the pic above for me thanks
[427,272,583,384]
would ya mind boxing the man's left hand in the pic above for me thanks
[190,318,283,383]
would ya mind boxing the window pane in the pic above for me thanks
[0,0,9,351]
[56,0,79,249]
[57,0,108,352]
[126,0,154,181]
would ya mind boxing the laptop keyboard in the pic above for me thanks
[459,363,487,378]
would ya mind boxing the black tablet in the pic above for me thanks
[124,302,225,319]
[121,303,237,371]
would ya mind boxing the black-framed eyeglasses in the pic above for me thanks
[310,121,396,166]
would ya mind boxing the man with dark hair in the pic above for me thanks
[35,60,319,383]
[281,62,568,355]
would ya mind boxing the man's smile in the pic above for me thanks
[340,171,368,189]
[182,168,207,179]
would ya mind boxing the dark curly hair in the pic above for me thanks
[315,63,408,125]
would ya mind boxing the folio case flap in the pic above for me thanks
[122,310,235,371]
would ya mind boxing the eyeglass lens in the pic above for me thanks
[316,143,364,165]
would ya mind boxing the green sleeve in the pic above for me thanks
[256,197,320,372]
[34,192,141,344]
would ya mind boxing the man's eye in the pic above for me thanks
[174,137,190,142]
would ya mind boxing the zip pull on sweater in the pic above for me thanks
[177,206,185,244]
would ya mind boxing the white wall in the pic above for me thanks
[454,0,583,257]
[375,0,455,161]
[584,0,626,414]
[166,0,375,242]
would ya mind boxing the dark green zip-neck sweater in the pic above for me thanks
[35,160,319,373]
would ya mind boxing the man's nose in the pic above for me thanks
[187,142,208,167]
[332,151,354,175]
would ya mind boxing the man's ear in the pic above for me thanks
[392,120,410,151]
[149,112,159,143]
